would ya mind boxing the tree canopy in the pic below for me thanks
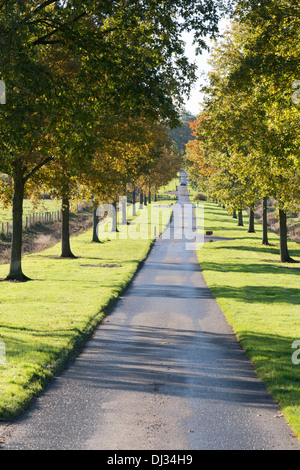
[185,1,300,262]
[0,0,228,279]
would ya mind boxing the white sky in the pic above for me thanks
[182,18,230,116]
[182,33,211,116]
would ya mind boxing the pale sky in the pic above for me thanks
[182,19,230,116]
[182,34,211,116]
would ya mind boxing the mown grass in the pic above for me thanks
[156,177,179,199]
[197,202,300,437]
[0,202,172,420]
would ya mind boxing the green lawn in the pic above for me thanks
[0,202,172,420]
[197,201,300,438]
[157,177,179,199]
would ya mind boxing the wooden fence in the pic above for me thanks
[0,209,62,236]
[0,202,88,236]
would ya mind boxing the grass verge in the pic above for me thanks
[197,201,300,438]
[0,202,172,420]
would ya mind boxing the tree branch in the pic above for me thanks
[23,155,55,183]
[32,11,88,46]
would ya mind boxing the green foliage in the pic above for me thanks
[193,192,207,201]
[168,110,196,155]
[185,3,300,230]
[0,0,227,279]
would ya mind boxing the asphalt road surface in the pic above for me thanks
[0,183,299,450]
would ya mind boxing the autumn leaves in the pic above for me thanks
[185,0,300,263]
[0,1,222,280]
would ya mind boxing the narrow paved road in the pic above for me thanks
[0,183,299,450]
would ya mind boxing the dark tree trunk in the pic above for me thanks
[148,189,151,204]
[61,196,76,258]
[144,193,147,206]
[5,155,55,281]
[279,209,294,263]
[238,210,244,226]
[248,204,255,233]
[92,208,100,242]
[139,192,143,209]
[232,210,237,219]
[6,173,30,281]
[262,197,269,245]
[132,189,136,216]
[112,201,118,232]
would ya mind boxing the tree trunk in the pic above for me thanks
[248,204,255,233]
[238,210,244,226]
[262,197,269,245]
[112,201,118,232]
[139,192,143,209]
[148,188,151,204]
[144,193,147,206]
[61,196,76,258]
[279,208,294,263]
[132,189,136,216]
[120,196,127,225]
[92,208,100,242]
[232,210,237,219]
[6,173,30,281]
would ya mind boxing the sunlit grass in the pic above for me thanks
[0,202,172,420]
[197,202,300,437]
[157,178,179,199]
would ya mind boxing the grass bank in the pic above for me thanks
[197,201,300,438]
[0,202,172,420]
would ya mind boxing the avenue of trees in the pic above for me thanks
[185,0,300,262]
[0,0,229,281]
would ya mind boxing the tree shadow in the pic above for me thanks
[210,284,299,304]
[9,326,293,410]
[236,330,300,406]
[201,261,300,276]
[204,242,300,261]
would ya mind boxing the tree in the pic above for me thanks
[0,0,229,280]
[136,129,182,197]
[226,3,300,261]
[169,110,196,156]
[185,14,300,261]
